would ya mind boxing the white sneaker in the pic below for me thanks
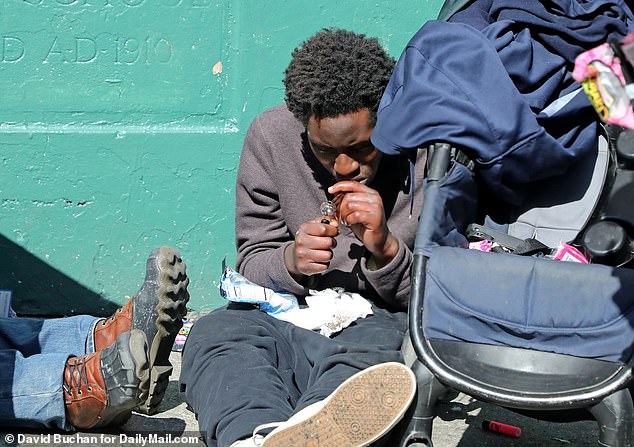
[253,362,416,447]
[229,434,265,447]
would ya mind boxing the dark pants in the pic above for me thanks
[180,303,407,447]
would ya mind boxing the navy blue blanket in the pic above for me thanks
[372,0,633,204]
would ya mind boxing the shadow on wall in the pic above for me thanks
[0,234,119,318]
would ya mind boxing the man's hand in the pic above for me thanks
[285,217,339,279]
[328,181,399,269]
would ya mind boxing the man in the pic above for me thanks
[0,246,189,430]
[180,29,426,447]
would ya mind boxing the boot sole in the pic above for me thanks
[262,362,416,447]
[138,246,190,415]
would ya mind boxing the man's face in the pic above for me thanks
[306,108,382,184]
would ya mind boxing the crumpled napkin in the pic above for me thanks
[304,288,373,337]
[218,265,373,337]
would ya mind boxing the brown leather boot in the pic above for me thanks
[92,246,189,415]
[64,329,149,429]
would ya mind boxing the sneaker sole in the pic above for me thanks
[262,362,416,447]
[138,246,190,415]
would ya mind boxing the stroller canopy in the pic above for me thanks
[371,0,633,205]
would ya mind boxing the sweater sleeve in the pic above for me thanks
[234,114,307,295]
[361,239,412,310]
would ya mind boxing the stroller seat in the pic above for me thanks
[425,245,634,363]
[504,129,610,247]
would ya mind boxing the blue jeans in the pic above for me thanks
[0,315,100,430]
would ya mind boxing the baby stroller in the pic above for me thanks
[397,131,634,447]
[368,1,634,446]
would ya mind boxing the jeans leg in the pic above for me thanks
[0,350,72,430]
[0,315,99,355]
[0,315,99,430]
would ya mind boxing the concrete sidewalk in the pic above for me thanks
[2,352,601,447]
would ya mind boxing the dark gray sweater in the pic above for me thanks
[235,104,426,310]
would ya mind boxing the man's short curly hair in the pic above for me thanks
[283,28,395,127]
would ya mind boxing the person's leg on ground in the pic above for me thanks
[0,315,97,429]
[181,305,411,447]
[0,314,98,357]
[294,305,407,410]
[250,306,412,447]
[0,329,150,430]
[181,306,304,447]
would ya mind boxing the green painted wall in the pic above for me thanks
[0,0,443,316]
